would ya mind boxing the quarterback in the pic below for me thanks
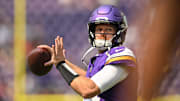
[39,5,137,101]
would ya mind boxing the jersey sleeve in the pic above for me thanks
[105,47,137,67]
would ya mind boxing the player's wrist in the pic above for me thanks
[56,61,79,85]
[55,59,65,66]
[56,61,65,66]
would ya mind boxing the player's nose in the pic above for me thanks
[100,30,106,34]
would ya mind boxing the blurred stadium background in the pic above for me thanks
[0,0,179,101]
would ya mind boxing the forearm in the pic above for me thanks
[71,76,100,98]
[56,62,100,98]
[65,59,86,76]
[70,64,128,98]
[56,62,128,99]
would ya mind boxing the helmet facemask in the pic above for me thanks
[93,33,114,51]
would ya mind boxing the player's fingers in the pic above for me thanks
[57,35,60,40]
[60,37,64,49]
[63,49,66,58]
[57,36,63,53]
[56,35,59,39]
[57,36,61,48]
[37,45,50,48]
[55,38,59,55]
[37,45,51,50]
[37,45,49,48]
[52,45,56,57]
[44,61,53,67]
[37,45,52,52]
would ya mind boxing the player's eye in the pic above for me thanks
[95,28,103,32]
[105,28,113,32]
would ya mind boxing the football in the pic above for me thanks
[27,48,53,76]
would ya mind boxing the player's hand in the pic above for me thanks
[37,44,55,66]
[37,36,66,66]
[53,36,66,66]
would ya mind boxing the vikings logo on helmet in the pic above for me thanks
[95,17,109,22]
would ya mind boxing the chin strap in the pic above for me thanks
[81,47,95,67]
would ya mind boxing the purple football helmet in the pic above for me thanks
[88,5,128,49]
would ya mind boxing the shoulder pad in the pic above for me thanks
[105,46,136,67]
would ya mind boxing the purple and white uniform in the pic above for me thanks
[85,46,137,101]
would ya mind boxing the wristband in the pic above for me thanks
[56,61,79,85]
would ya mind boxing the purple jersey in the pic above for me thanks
[86,46,137,101]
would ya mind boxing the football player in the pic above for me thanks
[38,5,137,101]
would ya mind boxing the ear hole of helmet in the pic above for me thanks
[111,30,126,47]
